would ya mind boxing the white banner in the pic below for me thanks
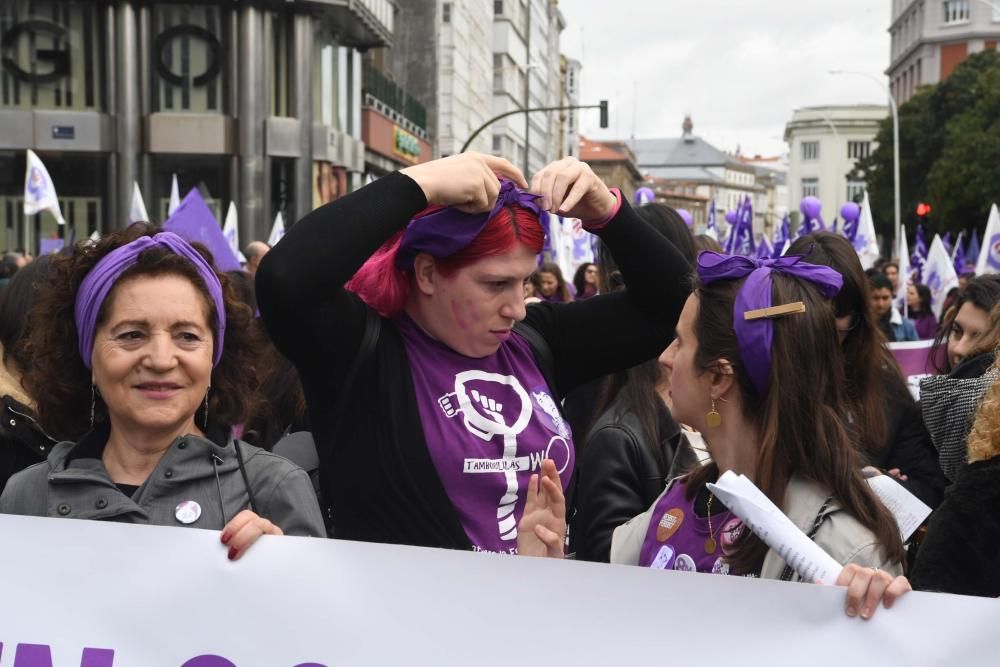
[0,514,997,666]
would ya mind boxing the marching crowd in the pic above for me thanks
[0,153,997,620]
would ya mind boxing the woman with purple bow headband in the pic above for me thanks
[256,152,691,556]
[1,224,325,558]
[601,251,911,617]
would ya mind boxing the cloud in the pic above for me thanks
[559,0,891,155]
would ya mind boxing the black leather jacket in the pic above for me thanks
[570,399,697,563]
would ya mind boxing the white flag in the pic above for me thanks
[924,235,959,319]
[168,174,181,216]
[222,201,247,263]
[896,230,911,315]
[23,150,65,224]
[975,203,1000,276]
[87,229,101,245]
[128,181,149,223]
[855,192,880,270]
[268,211,285,246]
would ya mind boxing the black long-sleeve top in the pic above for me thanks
[255,171,691,549]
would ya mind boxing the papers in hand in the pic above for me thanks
[866,474,932,541]
[707,471,843,585]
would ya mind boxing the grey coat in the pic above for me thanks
[0,424,326,537]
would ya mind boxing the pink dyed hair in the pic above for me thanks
[347,207,545,317]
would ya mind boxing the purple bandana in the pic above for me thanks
[696,250,843,395]
[74,232,227,369]
[394,178,545,270]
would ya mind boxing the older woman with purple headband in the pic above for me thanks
[0,223,325,558]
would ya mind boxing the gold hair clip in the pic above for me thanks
[743,301,806,321]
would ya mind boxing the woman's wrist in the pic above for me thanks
[582,188,622,230]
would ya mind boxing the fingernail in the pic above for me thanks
[221,531,230,545]
[227,547,238,561]
[846,607,857,617]
[861,607,871,619]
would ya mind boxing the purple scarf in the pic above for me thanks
[74,232,227,369]
[394,178,545,270]
[696,250,843,395]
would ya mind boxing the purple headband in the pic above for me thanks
[74,232,227,369]
[394,178,545,270]
[695,250,843,395]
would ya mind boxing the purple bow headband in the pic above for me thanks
[696,250,843,395]
[394,178,546,270]
[74,232,227,369]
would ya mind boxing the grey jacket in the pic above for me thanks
[0,424,326,537]
[611,475,903,580]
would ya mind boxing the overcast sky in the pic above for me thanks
[559,0,892,157]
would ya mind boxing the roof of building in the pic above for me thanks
[579,136,632,162]
[626,136,731,168]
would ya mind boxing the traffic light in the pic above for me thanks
[916,202,932,217]
[599,100,608,129]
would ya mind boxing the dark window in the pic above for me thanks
[443,3,451,23]
[494,1,504,15]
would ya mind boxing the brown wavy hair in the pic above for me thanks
[685,269,905,574]
[22,223,263,441]
[787,233,903,457]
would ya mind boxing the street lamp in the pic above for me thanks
[828,69,900,255]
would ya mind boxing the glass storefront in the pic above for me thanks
[151,3,231,114]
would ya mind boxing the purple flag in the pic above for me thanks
[734,196,756,257]
[966,229,980,263]
[942,232,953,255]
[39,238,64,255]
[756,236,774,260]
[911,225,928,283]
[953,237,966,276]
[162,189,241,272]
[772,214,790,259]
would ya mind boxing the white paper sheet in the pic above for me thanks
[867,474,933,540]
[708,471,843,585]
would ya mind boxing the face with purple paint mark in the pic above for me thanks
[412,245,538,358]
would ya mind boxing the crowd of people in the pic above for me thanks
[0,153,997,616]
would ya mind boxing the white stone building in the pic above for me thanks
[783,105,888,227]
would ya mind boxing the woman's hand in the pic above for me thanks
[836,564,911,620]
[220,509,283,561]
[530,157,616,222]
[400,153,527,213]
[517,459,566,558]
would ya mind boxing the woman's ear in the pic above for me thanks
[411,253,437,296]
[710,358,735,399]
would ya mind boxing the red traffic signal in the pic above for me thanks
[916,202,932,217]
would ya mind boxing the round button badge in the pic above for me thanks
[175,500,202,525]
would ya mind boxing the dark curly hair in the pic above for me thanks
[22,223,263,441]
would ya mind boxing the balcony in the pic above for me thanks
[303,0,395,49]
[362,63,428,136]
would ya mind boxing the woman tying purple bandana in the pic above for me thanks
[255,153,692,556]
[569,250,910,617]
[0,224,325,558]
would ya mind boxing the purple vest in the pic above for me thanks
[638,480,745,576]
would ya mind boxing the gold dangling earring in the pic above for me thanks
[706,397,722,429]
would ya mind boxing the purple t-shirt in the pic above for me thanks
[638,480,745,576]
[397,315,574,554]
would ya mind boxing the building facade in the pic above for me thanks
[578,136,642,203]
[0,0,390,253]
[492,0,566,176]
[889,0,1000,104]
[784,105,887,229]
[626,117,769,238]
